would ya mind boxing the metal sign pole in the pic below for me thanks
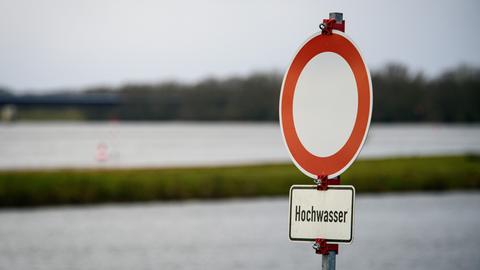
[319,12,344,270]
[322,251,336,270]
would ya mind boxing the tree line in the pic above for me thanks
[1,63,479,122]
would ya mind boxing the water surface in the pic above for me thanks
[0,193,479,270]
[0,123,478,169]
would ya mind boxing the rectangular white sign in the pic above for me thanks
[289,185,355,243]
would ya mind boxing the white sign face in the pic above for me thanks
[289,185,355,243]
[293,52,358,158]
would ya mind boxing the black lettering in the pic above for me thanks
[295,206,301,221]
[295,207,349,223]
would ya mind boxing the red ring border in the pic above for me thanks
[280,32,372,178]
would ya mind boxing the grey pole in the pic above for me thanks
[321,13,342,270]
[329,12,343,23]
[322,251,336,270]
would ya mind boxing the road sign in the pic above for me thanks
[279,30,372,179]
[289,185,355,243]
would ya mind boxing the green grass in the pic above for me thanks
[0,155,479,207]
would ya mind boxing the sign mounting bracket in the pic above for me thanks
[320,12,345,35]
[313,238,339,255]
[315,175,341,191]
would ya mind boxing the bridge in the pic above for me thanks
[0,94,120,107]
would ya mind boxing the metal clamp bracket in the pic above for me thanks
[313,239,339,255]
[315,175,341,190]
[319,12,345,35]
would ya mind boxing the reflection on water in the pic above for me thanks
[0,123,479,169]
[0,192,479,270]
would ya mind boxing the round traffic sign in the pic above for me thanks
[280,30,372,179]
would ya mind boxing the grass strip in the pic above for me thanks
[0,155,479,207]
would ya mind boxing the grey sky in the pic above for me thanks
[0,0,479,92]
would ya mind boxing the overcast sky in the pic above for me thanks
[0,0,479,92]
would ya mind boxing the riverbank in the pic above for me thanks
[0,155,479,207]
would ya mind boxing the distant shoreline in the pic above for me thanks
[0,155,479,208]
[2,65,480,122]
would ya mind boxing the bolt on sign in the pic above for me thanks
[279,13,372,251]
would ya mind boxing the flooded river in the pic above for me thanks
[0,192,479,270]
